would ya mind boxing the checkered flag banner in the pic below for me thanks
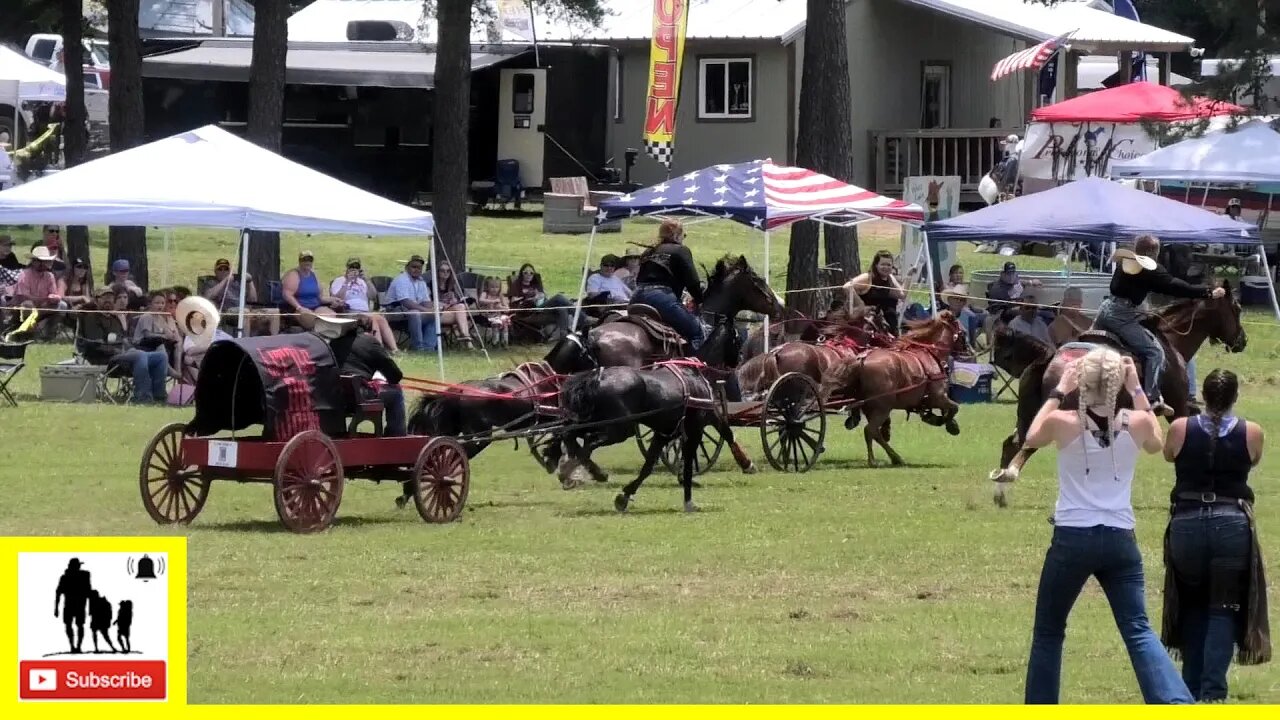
[645,139,675,168]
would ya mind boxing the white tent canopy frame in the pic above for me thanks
[0,124,450,377]
[571,206,924,354]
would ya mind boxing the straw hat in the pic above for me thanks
[941,284,970,304]
[176,296,221,349]
[312,315,357,340]
[1111,248,1157,275]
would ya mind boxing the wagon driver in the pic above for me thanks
[313,316,407,438]
[632,219,705,349]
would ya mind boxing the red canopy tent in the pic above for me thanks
[1031,82,1243,123]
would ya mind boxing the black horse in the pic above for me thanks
[557,352,738,513]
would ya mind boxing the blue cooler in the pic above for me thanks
[949,362,994,404]
[1240,276,1272,307]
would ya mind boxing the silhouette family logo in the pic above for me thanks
[17,552,170,701]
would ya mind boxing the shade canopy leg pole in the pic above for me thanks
[1258,246,1280,321]
[924,231,939,319]
[763,228,771,354]
[571,226,598,334]
[163,228,171,288]
[430,230,446,379]
[236,229,250,337]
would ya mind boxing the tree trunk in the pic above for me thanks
[106,0,148,289]
[246,0,290,286]
[799,0,860,288]
[432,0,473,268]
[785,222,820,316]
[61,0,91,272]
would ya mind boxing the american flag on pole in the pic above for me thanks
[991,31,1076,82]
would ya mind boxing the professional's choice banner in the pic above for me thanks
[1019,121,1156,194]
[642,0,690,169]
[497,0,536,42]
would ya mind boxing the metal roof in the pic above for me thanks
[536,0,807,42]
[142,40,516,88]
[895,0,1195,53]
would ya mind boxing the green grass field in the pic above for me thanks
[3,217,1279,703]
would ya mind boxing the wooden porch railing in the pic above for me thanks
[871,128,1019,202]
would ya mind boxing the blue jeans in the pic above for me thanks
[1095,298,1165,402]
[118,348,169,403]
[393,305,437,351]
[1168,505,1252,701]
[632,286,704,349]
[1026,525,1193,704]
[1187,357,1198,400]
[380,385,407,437]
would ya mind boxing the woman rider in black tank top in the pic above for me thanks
[1160,369,1268,702]
[847,249,905,335]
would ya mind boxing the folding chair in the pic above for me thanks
[0,341,33,407]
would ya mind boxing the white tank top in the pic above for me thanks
[1053,410,1139,529]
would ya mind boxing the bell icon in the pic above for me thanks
[135,555,157,581]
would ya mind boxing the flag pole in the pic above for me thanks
[526,0,541,68]
[763,228,771,353]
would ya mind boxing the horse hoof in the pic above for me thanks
[684,501,701,513]
[742,462,758,475]
[614,493,630,513]
[394,495,409,510]
[945,421,960,436]
[993,482,1011,508]
[844,416,859,430]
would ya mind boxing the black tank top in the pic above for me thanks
[1172,414,1254,503]
[860,281,899,333]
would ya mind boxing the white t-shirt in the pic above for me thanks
[586,272,632,303]
[1054,411,1139,529]
[330,276,371,312]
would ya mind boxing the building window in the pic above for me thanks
[512,73,535,115]
[921,63,951,129]
[613,54,624,122]
[698,58,752,120]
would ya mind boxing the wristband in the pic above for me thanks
[1048,389,1066,402]
[1131,386,1146,397]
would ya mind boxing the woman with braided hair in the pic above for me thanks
[1021,346,1193,704]
[1160,369,1269,701]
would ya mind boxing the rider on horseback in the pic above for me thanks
[1095,234,1227,417]
[632,219,706,349]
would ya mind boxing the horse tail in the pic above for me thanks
[560,370,602,420]
[408,392,453,436]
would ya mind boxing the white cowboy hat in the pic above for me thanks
[312,315,357,340]
[1111,248,1157,275]
[941,284,970,304]
[30,246,56,262]
[176,296,221,349]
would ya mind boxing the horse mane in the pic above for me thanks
[901,312,955,341]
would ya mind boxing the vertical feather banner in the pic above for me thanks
[641,0,690,170]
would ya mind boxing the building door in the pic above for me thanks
[920,63,951,129]
[497,68,547,187]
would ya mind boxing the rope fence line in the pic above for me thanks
[5,279,1278,327]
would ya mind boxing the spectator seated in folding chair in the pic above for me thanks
[75,287,169,404]
[0,336,33,407]
[989,317,1055,401]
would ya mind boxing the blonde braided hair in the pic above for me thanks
[1074,346,1125,450]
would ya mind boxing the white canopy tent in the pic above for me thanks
[0,45,67,102]
[0,124,447,375]
[1111,119,1280,184]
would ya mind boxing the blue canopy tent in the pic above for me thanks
[922,177,1276,317]
[576,159,924,349]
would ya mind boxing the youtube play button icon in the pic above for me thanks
[28,669,57,691]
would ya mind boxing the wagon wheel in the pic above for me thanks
[635,425,724,476]
[760,372,827,473]
[273,430,345,533]
[139,422,210,525]
[413,437,471,523]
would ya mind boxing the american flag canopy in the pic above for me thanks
[991,31,1076,82]
[595,160,924,229]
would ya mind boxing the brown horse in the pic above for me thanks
[547,255,784,372]
[821,312,970,467]
[988,280,1248,507]
[737,306,893,397]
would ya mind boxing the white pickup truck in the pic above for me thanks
[0,34,110,148]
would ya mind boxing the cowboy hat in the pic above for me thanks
[941,284,970,304]
[312,315,357,341]
[29,246,56,262]
[175,296,221,349]
[1111,248,1157,275]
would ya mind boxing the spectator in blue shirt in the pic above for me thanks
[384,255,438,352]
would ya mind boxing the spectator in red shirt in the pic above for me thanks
[13,246,62,309]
